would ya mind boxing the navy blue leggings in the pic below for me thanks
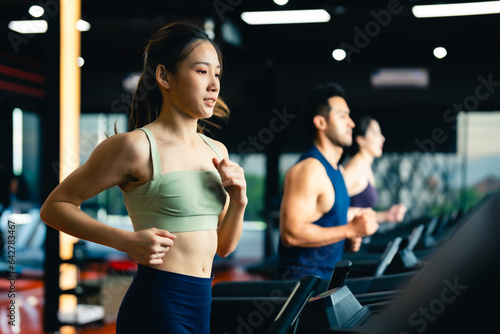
[116,264,213,334]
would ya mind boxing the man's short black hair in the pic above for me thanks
[302,82,346,139]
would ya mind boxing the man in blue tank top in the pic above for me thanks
[277,83,379,280]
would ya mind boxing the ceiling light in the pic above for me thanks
[241,9,330,25]
[274,0,289,5]
[204,18,215,40]
[433,47,447,59]
[122,73,141,93]
[332,49,346,61]
[221,20,242,47]
[412,1,500,18]
[333,6,347,15]
[76,19,91,32]
[8,20,48,34]
[371,68,429,88]
[12,108,23,176]
[29,5,44,18]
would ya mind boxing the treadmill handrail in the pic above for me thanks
[374,237,402,277]
[406,224,425,251]
[266,275,321,334]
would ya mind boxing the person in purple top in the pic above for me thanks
[343,116,407,227]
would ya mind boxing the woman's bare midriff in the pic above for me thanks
[144,229,218,278]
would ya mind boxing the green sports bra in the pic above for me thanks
[122,127,227,233]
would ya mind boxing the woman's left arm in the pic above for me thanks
[376,204,407,223]
[212,144,247,258]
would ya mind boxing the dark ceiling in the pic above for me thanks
[2,0,499,62]
[1,0,499,152]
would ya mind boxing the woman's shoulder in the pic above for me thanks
[343,155,365,175]
[342,155,369,190]
[200,133,229,159]
[105,129,148,148]
[97,129,151,164]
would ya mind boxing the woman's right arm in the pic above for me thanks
[40,131,176,265]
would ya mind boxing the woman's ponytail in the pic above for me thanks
[129,65,162,130]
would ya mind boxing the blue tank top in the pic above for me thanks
[350,183,379,208]
[277,145,350,280]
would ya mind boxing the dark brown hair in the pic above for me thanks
[302,82,346,139]
[351,116,378,153]
[129,22,229,133]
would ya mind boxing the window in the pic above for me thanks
[229,153,266,222]
[79,114,128,220]
[457,111,500,210]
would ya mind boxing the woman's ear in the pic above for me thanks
[356,135,365,148]
[156,65,170,89]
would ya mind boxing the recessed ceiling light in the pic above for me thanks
[76,19,91,32]
[29,5,44,18]
[433,47,447,59]
[122,73,141,93]
[332,49,346,61]
[274,0,289,5]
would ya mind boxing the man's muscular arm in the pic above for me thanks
[281,159,349,247]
